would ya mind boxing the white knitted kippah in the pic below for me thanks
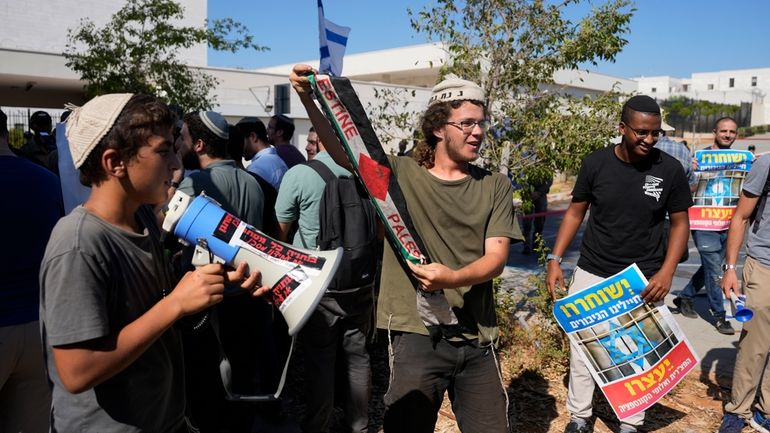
[199,111,229,139]
[65,93,134,169]
[428,74,485,106]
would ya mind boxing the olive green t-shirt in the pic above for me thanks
[377,156,522,344]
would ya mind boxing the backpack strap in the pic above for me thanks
[304,158,338,183]
[297,159,338,248]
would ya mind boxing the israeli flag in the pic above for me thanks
[318,0,350,77]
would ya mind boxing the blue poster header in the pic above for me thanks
[695,149,753,172]
[553,264,648,333]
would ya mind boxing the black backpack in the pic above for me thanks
[301,159,378,291]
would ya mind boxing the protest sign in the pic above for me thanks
[689,149,753,231]
[553,264,699,420]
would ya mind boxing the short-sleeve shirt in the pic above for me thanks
[275,144,307,169]
[246,147,287,190]
[0,156,63,327]
[40,206,185,433]
[572,145,692,278]
[742,155,770,266]
[178,159,264,229]
[274,151,351,248]
[376,156,522,344]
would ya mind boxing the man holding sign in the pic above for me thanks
[673,117,739,334]
[547,95,691,433]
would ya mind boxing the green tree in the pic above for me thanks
[64,0,267,110]
[370,0,634,186]
[660,96,740,133]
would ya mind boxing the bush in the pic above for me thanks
[738,126,752,138]
[495,235,570,376]
[8,128,25,149]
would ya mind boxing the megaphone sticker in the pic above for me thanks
[213,212,326,272]
[165,190,343,336]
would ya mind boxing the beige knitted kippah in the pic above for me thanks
[428,74,485,106]
[66,93,133,169]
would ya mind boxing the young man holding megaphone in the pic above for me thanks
[39,94,266,433]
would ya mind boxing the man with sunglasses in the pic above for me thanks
[546,95,691,433]
[672,117,739,334]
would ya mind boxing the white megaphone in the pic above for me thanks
[163,190,342,335]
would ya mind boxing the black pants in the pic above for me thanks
[383,333,509,433]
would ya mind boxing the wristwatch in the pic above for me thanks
[722,263,737,272]
[546,254,563,264]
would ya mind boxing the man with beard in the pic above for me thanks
[175,111,270,432]
[237,116,287,190]
[673,117,739,335]
[267,114,306,168]
[290,65,521,433]
[546,95,691,433]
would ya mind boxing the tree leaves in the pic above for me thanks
[64,0,267,111]
[388,0,634,189]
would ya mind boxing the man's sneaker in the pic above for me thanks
[673,297,698,318]
[716,318,736,335]
[564,418,593,433]
[718,413,745,433]
[751,410,770,433]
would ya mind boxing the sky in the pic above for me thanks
[207,0,770,79]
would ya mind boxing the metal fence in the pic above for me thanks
[2,106,68,148]
[661,99,752,136]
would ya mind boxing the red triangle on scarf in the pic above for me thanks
[357,154,390,201]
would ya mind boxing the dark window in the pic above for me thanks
[273,84,291,114]
[651,87,656,93]
[752,76,758,87]
[708,84,714,90]
[729,78,735,88]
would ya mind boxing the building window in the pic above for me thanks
[729,78,735,88]
[683,84,689,91]
[651,87,656,93]
[708,84,714,90]
[752,76,758,87]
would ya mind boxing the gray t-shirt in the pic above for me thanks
[40,206,185,433]
[744,155,770,266]
[179,159,265,229]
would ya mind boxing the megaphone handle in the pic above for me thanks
[192,240,226,267]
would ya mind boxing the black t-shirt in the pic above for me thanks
[573,145,692,278]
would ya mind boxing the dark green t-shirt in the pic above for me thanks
[376,156,522,344]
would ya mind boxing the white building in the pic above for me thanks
[635,68,770,125]
[10,0,763,152]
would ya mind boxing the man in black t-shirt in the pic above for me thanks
[546,95,692,433]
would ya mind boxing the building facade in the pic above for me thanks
[636,69,769,126]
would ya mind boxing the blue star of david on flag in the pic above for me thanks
[599,322,655,369]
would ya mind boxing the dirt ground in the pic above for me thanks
[292,330,730,433]
[431,349,731,433]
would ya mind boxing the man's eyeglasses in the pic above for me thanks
[624,124,664,139]
[445,120,491,133]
